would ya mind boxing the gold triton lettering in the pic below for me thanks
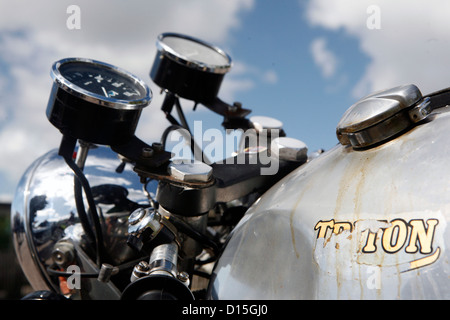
[381,219,409,253]
[362,229,377,253]
[405,219,439,254]
[314,218,440,271]
[314,220,334,238]
[334,221,353,234]
[407,247,441,271]
[314,219,352,238]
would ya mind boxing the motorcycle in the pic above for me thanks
[10,32,450,300]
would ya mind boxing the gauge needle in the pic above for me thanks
[102,87,109,97]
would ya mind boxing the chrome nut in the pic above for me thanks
[51,241,75,267]
[168,161,213,183]
[271,137,308,162]
[250,115,283,133]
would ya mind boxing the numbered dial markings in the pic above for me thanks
[59,61,147,101]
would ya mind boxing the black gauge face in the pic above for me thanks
[48,58,151,145]
[58,61,148,101]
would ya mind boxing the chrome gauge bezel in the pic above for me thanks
[51,57,152,110]
[156,33,232,75]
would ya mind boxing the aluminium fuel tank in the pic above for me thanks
[208,85,450,299]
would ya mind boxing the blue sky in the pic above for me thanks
[222,1,369,149]
[1,0,450,201]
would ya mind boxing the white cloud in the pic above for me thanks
[223,60,278,93]
[0,0,255,200]
[306,0,450,98]
[310,37,338,79]
[262,70,278,84]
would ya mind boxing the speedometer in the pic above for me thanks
[56,60,149,105]
[51,57,151,109]
[150,33,232,104]
[47,58,152,145]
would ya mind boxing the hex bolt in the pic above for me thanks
[128,208,146,225]
[168,161,213,183]
[250,115,283,133]
[228,102,241,113]
[137,260,150,272]
[177,271,189,282]
[177,271,190,287]
[271,137,308,162]
[141,147,154,158]
[51,242,75,268]
[152,142,164,152]
[130,260,151,283]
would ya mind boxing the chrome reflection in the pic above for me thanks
[11,145,153,296]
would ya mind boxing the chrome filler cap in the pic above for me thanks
[336,84,431,149]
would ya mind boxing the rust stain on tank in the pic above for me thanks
[289,154,340,260]
[353,156,371,217]
[335,152,376,219]
[331,152,375,297]
[290,186,309,259]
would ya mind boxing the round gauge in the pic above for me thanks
[52,58,151,109]
[150,33,232,104]
[157,33,232,74]
[47,58,152,145]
